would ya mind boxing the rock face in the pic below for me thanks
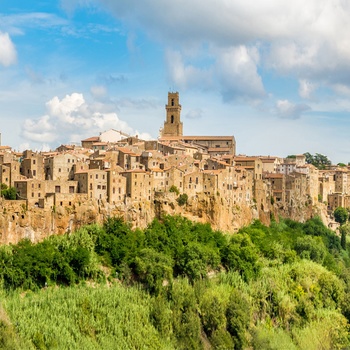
[0,195,329,245]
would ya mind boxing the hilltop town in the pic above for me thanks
[0,92,346,243]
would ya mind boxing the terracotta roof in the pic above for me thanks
[82,136,99,142]
[150,167,164,172]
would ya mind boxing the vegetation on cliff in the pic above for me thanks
[0,215,350,349]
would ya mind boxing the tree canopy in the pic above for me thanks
[0,183,17,200]
[304,152,332,169]
[334,207,348,226]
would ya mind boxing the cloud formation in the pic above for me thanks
[0,32,17,66]
[274,100,311,119]
[76,0,350,103]
[21,92,151,148]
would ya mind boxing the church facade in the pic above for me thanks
[159,92,236,155]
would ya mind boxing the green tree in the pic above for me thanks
[334,207,348,226]
[304,152,332,170]
[178,242,220,281]
[169,185,180,195]
[339,224,350,250]
[177,193,188,206]
[0,184,17,200]
[134,248,173,294]
[226,290,250,349]
[223,234,261,282]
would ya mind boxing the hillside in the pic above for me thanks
[0,215,349,349]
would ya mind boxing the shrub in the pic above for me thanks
[169,185,180,195]
[177,193,188,206]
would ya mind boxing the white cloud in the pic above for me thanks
[0,32,17,66]
[299,79,315,99]
[165,45,264,101]
[21,92,151,148]
[46,93,85,123]
[165,49,212,90]
[215,46,265,102]
[274,99,310,119]
[88,0,350,97]
[186,108,203,119]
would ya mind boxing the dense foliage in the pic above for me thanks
[0,183,17,200]
[0,215,350,349]
[303,152,332,169]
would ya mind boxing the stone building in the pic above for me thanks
[20,151,45,180]
[161,92,183,137]
[122,169,152,202]
[74,169,108,201]
[107,168,127,204]
[45,153,79,181]
[159,92,236,155]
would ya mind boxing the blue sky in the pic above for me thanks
[1,0,350,163]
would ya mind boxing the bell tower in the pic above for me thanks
[161,92,183,137]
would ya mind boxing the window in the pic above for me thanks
[55,186,61,193]
[69,186,74,193]
[33,160,36,165]
[171,115,174,123]
[171,98,174,106]
[58,168,61,173]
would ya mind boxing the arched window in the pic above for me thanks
[171,115,174,123]
[171,99,174,106]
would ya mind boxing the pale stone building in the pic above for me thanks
[20,150,45,180]
[45,153,80,181]
[74,169,108,201]
[122,170,152,202]
[107,168,127,204]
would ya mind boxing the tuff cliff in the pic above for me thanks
[0,194,331,245]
